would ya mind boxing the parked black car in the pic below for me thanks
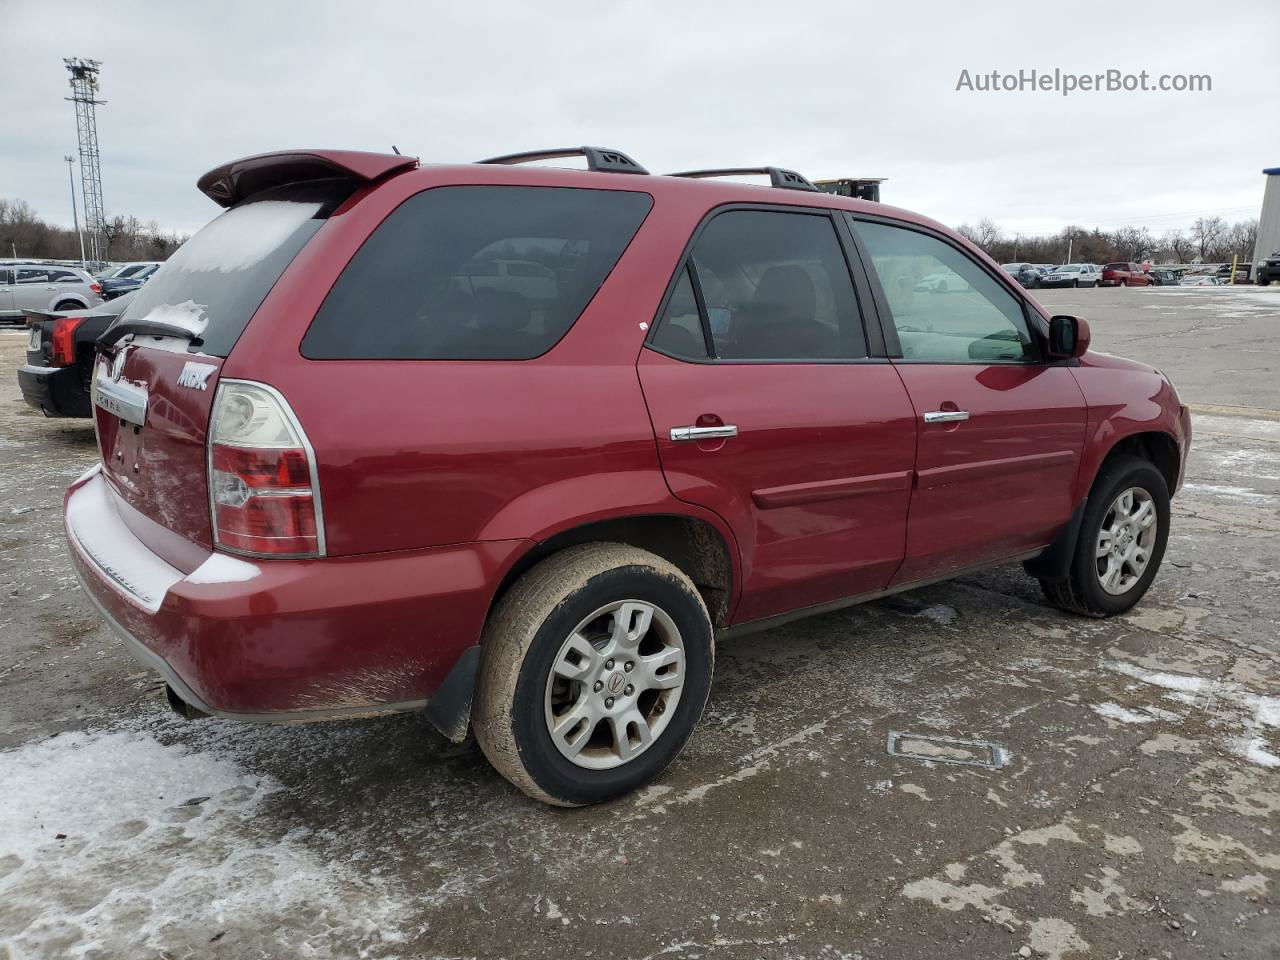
[1149,268,1182,286]
[1001,262,1041,288]
[17,293,135,417]
[100,263,160,300]
[1255,252,1280,286]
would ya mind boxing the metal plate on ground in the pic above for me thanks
[886,731,1009,769]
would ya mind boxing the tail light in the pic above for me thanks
[50,316,87,367]
[208,380,325,558]
[90,282,102,294]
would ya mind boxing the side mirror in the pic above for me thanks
[1048,315,1090,360]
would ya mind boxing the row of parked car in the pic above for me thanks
[1003,260,1255,289]
[0,259,159,325]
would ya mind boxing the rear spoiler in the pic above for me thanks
[22,309,60,326]
[196,149,418,208]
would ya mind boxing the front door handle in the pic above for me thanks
[671,424,738,441]
[923,410,970,424]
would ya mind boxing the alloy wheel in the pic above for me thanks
[1095,486,1157,595]
[544,600,685,770]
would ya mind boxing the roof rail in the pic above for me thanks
[477,146,648,175]
[666,166,819,193]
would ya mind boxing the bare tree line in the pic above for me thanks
[0,198,188,263]
[955,216,1258,266]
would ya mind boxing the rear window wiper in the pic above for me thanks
[98,318,203,351]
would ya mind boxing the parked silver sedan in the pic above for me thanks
[0,263,103,324]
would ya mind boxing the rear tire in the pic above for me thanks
[53,300,81,312]
[473,543,714,806]
[1039,454,1170,617]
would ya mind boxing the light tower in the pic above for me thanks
[64,57,106,265]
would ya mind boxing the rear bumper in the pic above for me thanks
[66,467,527,720]
[18,363,91,418]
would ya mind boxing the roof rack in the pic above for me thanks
[666,166,819,193]
[477,146,648,175]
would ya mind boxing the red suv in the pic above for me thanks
[68,147,1191,805]
[1100,262,1154,287]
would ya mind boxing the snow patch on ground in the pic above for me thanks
[1107,661,1211,695]
[1182,482,1272,501]
[0,721,413,957]
[1092,702,1155,724]
[1236,737,1280,769]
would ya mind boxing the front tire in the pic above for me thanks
[473,543,714,806]
[1040,454,1170,617]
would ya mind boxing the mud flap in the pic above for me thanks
[424,645,481,742]
[1023,500,1086,582]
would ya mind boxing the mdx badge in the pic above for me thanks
[177,362,217,391]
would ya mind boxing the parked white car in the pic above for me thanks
[453,258,558,302]
[0,263,103,323]
[1039,263,1100,289]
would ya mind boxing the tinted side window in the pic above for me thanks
[16,269,50,283]
[649,266,708,359]
[688,210,866,360]
[303,186,652,360]
[851,219,1035,363]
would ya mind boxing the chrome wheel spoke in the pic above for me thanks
[641,647,684,690]
[1133,501,1156,529]
[552,632,598,681]
[552,697,598,758]
[1095,529,1114,557]
[610,601,655,650]
[609,709,653,762]
[1101,559,1124,592]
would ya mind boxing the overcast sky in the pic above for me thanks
[4,0,1276,240]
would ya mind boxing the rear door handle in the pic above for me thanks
[670,424,738,441]
[923,410,970,424]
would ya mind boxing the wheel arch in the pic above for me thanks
[426,512,739,745]
[50,294,91,311]
[1091,430,1180,496]
[487,512,739,630]
[1027,428,1180,583]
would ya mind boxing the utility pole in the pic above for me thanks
[64,155,86,267]
[64,58,106,266]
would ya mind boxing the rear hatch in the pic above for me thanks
[92,181,349,568]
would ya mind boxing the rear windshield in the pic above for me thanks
[114,180,350,357]
[301,185,653,360]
